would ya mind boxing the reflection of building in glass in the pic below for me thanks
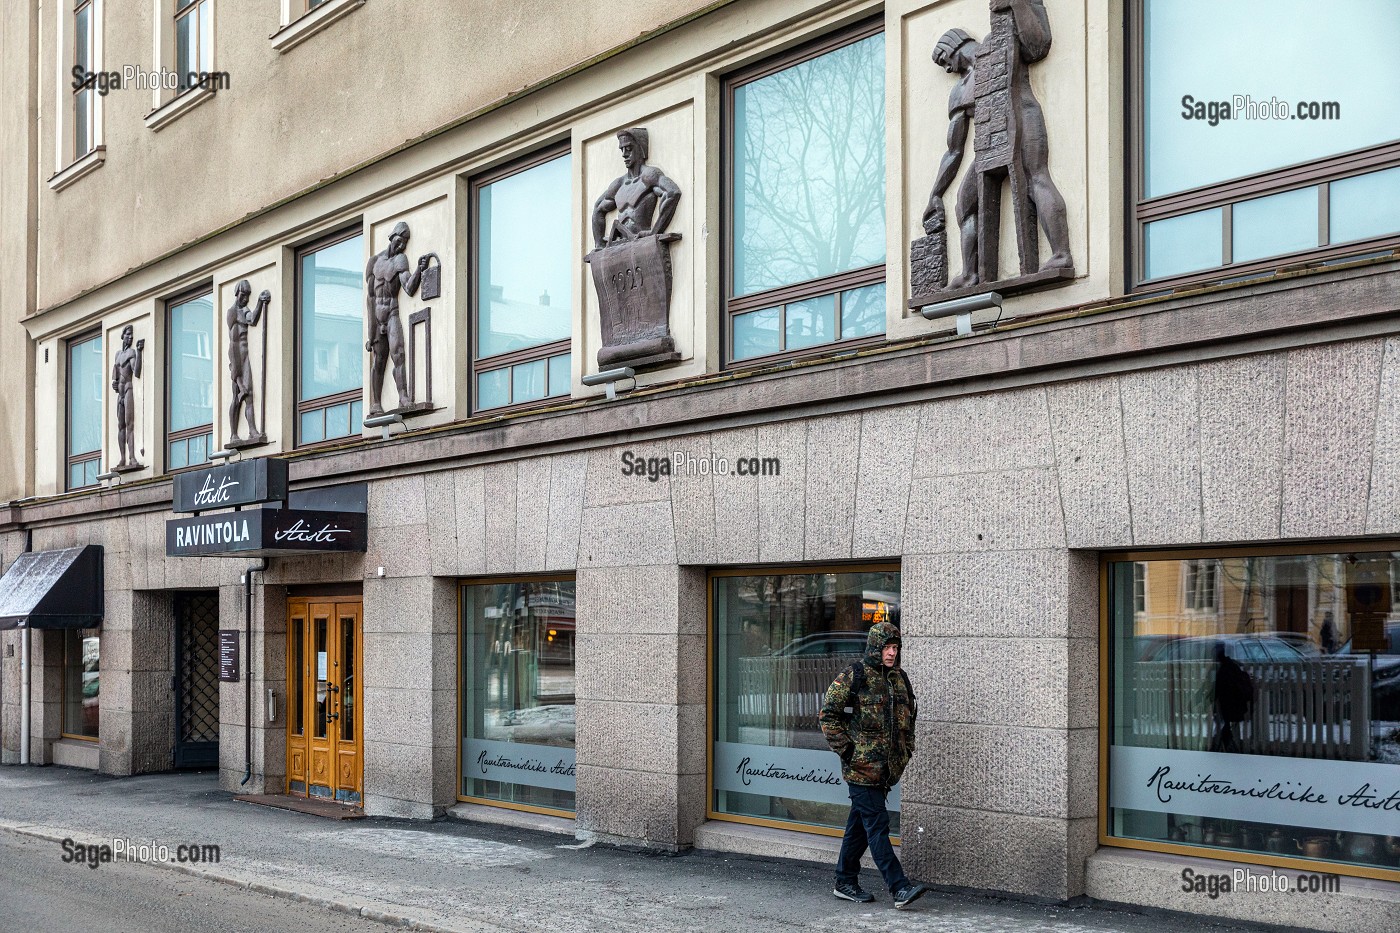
[713,570,900,835]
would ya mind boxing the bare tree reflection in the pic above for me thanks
[734,34,886,295]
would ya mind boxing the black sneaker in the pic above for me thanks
[893,883,928,909]
[833,881,875,903]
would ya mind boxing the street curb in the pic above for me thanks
[0,821,502,933]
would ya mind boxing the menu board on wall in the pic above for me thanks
[1110,745,1400,835]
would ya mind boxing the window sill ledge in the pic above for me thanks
[145,85,216,132]
[47,147,106,192]
[270,0,366,54]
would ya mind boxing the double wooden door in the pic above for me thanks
[286,599,363,804]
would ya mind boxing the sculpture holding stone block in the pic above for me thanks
[585,127,683,371]
[910,0,1074,311]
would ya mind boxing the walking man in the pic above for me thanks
[820,621,927,909]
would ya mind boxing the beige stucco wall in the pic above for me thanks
[34,0,734,310]
[0,2,38,504]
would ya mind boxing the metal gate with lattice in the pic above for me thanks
[174,591,220,768]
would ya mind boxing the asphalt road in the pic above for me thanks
[0,831,392,933]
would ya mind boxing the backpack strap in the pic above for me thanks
[899,668,915,701]
[843,660,865,720]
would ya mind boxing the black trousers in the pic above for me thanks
[835,783,908,893]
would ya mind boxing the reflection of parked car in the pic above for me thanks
[1134,635,1179,661]
[1150,635,1311,664]
[1336,623,1400,721]
[769,632,866,657]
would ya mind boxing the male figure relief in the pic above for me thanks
[923,0,1072,289]
[820,622,927,909]
[365,221,430,415]
[227,280,270,442]
[111,324,145,469]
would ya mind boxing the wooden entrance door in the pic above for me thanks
[286,598,363,804]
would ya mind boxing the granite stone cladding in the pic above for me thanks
[3,336,1400,911]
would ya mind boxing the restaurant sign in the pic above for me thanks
[172,458,288,514]
[166,508,367,557]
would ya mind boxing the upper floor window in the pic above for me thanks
[1135,0,1400,287]
[724,22,887,365]
[175,0,213,93]
[166,289,214,470]
[67,332,103,490]
[73,0,96,159]
[471,148,572,412]
[296,230,363,445]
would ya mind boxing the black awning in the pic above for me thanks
[0,545,104,630]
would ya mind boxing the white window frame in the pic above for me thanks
[271,0,365,54]
[146,0,218,131]
[50,0,106,190]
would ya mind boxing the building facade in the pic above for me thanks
[2,1,1399,929]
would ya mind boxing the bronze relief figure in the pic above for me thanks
[111,324,145,472]
[226,280,270,448]
[910,0,1075,309]
[584,127,684,371]
[365,221,432,416]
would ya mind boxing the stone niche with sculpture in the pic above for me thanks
[584,127,684,371]
[364,219,443,419]
[909,0,1075,311]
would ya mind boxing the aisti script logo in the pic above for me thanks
[192,475,239,507]
[272,519,351,544]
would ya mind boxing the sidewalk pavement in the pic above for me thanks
[0,767,1270,933]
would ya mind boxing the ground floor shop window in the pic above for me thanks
[711,566,900,835]
[1107,549,1400,877]
[460,577,576,815]
[62,628,100,739]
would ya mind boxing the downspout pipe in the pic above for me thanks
[241,558,268,786]
[19,529,32,765]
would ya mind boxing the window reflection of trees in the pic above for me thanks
[734,33,886,296]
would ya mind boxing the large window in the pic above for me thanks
[66,333,103,489]
[471,149,572,412]
[1134,1,1400,286]
[460,578,576,815]
[711,567,901,835]
[296,230,363,445]
[63,628,101,739]
[724,23,887,365]
[73,0,96,160]
[1106,549,1400,880]
[166,289,214,470]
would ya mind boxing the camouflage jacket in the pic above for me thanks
[819,621,917,788]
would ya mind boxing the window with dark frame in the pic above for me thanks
[1131,0,1400,289]
[470,146,572,413]
[66,332,103,490]
[723,20,887,367]
[73,0,95,160]
[295,228,364,446]
[174,0,213,92]
[63,628,101,739]
[166,287,215,471]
